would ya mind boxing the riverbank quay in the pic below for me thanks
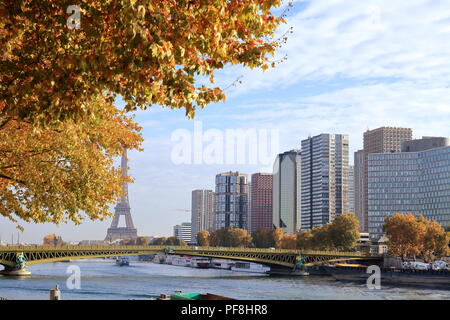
[324,265,450,290]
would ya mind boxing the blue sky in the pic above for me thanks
[2,0,450,243]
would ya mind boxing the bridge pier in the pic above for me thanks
[0,266,31,276]
[0,252,31,276]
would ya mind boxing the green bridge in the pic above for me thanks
[0,245,382,275]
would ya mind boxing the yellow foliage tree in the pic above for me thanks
[272,228,299,249]
[196,230,210,247]
[43,233,63,246]
[280,234,297,249]
[383,213,427,260]
[272,228,285,249]
[0,0,287,124]
[0,0,285,227]
[295,214,359,251]
[0,98,142,228]
[422,219,449,261]
[209,227,252,247]
[296,230,314,250]
[309,225,333,251]
[0,0,288,227]
[251,228,275,248]
[327,213,360,251]
[151,237,168,245]
[164,236,186,246]
[136,237,149,246]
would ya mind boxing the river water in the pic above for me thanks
[0,260,449,300]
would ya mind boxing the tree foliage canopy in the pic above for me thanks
[251,228,275,248]
[327,213,360,251]
[383,213,449,260]
[43,233,64,246]
[0,0,287,228]
[136,236,149,245]
[272,227,285,248]
[296,229,313,250]
[296,214,360,251]
[209,227,252,247]
[0,97,142,227]
[1,0,286,124]
[196,230,210,246]
[151,236,186,246]
[422,218,449,261]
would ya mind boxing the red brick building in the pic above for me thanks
[249,173,273,233]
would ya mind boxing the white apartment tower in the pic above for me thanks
[272,150,302,234]
[301,134,349,230]
[191,189,214,243]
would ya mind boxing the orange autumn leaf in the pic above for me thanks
[0,96,142,227]
[0,0,286,125]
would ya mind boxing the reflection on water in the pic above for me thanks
[0,260,449,300]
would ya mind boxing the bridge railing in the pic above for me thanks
[0,245,381,257]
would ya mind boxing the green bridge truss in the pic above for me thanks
[0,245,382,272]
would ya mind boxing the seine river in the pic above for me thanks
[1,260,449,300]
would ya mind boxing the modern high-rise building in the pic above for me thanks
[355,127,412,232]
[301,134,349,230]
[349,165,355,214]
[191,189,215,243]
[401,136,449,152]
[174,222,192,243]
[214,172,249,230]
[248,183,252,231]
[272,150,301,234]
[249,173,273,234]
[354,149,366,232]
[368,136,450,239]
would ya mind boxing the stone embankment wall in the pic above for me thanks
[382,256,402,268]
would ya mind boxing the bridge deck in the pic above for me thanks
[0,245,382,269]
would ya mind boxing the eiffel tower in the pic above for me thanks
[105,149,138,242]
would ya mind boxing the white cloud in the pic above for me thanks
[113,0,450,238]
[214,0,450,95]
[206,81,450,162]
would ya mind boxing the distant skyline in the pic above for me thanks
[2,0,450,242]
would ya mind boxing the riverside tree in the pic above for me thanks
[382,213,449,261]
[209,227,252,247]
[164,236,187,246]
[253,228,297,249]
[136,236,150,245]
[296,214,359,251]
[196,230,210,247]
[296,229,313,250]
[272,227,285,249]
[251,228,275,248]
[0,0,287,227]
[382,213,426,260]
[308,225,334,251]
[151,236,186,246]
[1,0,287,124]
[327,213,360,251]
[421,217,449,261]
[0,98,142,228]
[43,233,64,246]
[279,233,297,249]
